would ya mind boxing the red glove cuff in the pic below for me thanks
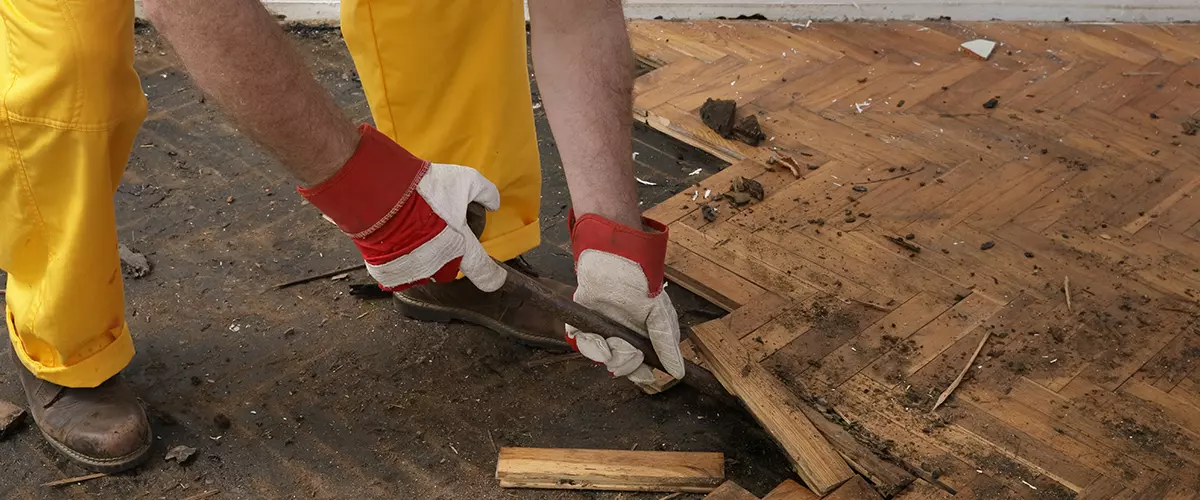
[297,124,429,238]
[569,211,669,298]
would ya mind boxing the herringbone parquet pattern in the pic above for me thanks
[634,20,1200,499]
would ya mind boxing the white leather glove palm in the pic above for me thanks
[567,214,684,385]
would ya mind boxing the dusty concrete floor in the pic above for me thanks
[0,25,796,499]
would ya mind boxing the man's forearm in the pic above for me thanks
[144,0,357,186]
[529,0,642,229]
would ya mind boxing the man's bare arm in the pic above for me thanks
[143,0,356,186]
[529,0,642,228]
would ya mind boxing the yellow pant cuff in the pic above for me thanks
[481,219,542,263]
[8,311,135,389]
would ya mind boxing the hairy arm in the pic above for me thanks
[143,0,357,186]
[528,0,641,228]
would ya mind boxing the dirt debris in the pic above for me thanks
[165,445,198,465]
[733,115,767,146]
[700,98,737,138]
[118,244,152,279]
[699,98,766,146]
[887,235,922,253]
[1183,117,1200,136]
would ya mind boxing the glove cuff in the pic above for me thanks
[297,124,430,238]
[569,210,669,298]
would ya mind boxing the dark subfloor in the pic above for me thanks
[0,25,796,499]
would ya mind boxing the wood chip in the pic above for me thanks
[932,331,992,411]
[42,473,107,487]
[181,490,220,500]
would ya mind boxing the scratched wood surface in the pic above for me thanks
[634,20,1200,499]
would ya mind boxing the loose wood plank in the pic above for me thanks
[691,320,855,495]
[495,447,724,493]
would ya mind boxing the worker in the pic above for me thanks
[0,0,685,472]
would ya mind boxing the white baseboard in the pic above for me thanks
[134,0,1199,23]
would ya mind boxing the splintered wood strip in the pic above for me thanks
[932,331,991,411]
[690,321,854,495]
[495,447,724,493]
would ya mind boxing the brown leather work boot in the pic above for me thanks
[393,258,574,352]
[11,349,152,473]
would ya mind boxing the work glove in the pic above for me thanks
[567,213,685,384]
[298,124,505,292]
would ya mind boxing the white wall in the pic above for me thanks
[221,0,1198,23]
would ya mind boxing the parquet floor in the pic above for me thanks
[632,20,1200,499]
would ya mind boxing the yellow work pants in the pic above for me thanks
[2,0,542,387]
[1,0,146,388]
[340,0,543,261]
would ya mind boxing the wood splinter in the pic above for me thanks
[1064,276,1072,312]
[932,331,992,411]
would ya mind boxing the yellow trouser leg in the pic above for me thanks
[340,0,542,262]
[0,0,146,387]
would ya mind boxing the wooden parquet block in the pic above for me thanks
[635,20,1200,498]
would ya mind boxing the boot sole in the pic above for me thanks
[38,426,153,474]
[392,293,572,352]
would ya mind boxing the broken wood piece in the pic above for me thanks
[704,481,759,499]
[1064,276,1072,312]
[0,399,26,439]
[495,447,724,493]
[931,331,992,411]
[772,155,802,178]
[273,263,366,289]
[825,476,884,500]
[792,401,915,497]
[763,480,819,499]
[42,473,107,487]
[960,39,996,60]
[635,367,682,395]
[690,321,854,495]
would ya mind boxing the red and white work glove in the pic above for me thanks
[298,124,505,292]
[567,214,686,384]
